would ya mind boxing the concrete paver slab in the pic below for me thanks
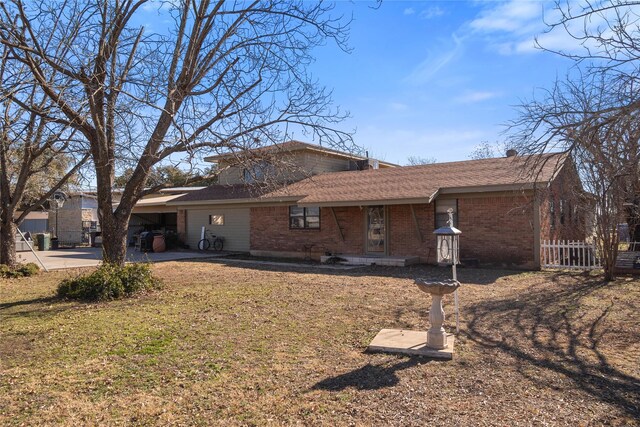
[367,328,455,360]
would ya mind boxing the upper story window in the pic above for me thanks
[289,206,320,229]
[243,160,275,183]
[435,199,457,228]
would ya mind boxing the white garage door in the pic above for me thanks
[186,208,250,252]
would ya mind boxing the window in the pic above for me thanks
[560,199,566,225]
[243,160,275,183]
[550,201,556,228]
[209,214,225,225]
[435,199,457,228]
[289,206,320,229]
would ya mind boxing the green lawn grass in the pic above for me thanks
[1,261,638,426]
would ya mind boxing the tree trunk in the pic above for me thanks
[0,217,17,267]
[600,235,618,282]
[629,218,640,243]
[100,214,129,266]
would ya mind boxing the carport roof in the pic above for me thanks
[134,194,186,207]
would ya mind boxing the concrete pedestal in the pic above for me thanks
[368,329,455,360]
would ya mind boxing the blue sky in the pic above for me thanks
[307,0,578,164]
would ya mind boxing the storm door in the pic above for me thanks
[366,206,386,253]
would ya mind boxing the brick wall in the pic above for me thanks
[539,163,587,242]
[457,195,536,269]
[251,196,539,268]
[387,204,435,263]
[250,205,364,257]
[49,197,82,244]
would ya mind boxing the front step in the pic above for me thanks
[320,254,420,267]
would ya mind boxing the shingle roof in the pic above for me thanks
[170,153,567,206]
[203,140,397,167]
[262,153,566,206]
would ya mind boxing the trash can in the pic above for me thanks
[139,231,154,252]
[51,237,59,250]
[152,234,166,253]
[36,233,51,251]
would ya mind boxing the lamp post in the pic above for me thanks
[433,208,461,333]
[51,191,67,242]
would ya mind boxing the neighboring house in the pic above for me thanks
[170,141,586,269]
[16,211,49,235]
[48,193,99,244]
[14,211,49,251]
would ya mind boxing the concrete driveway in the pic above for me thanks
[17,247,224,271]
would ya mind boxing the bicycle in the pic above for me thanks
[198,229,224,251]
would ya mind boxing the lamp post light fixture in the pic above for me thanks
[433,208,461,334]
[51,191,67,240]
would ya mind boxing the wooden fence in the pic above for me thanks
[541,239,601,270]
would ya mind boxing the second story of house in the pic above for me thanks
[203,140,396,185]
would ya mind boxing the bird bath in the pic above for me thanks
[367,208,461,359]
[415,278,460,349]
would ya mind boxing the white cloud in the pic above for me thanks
[389,102,409,111]
[403,7,415,16]
[454,91,501,104]
[142,0,177,12]
[465,0,635,56]
[405,34,464,84]
[420,6,445,20]
[470,1,541,34]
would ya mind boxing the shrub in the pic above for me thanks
[57,263,162,301]
[0,262,40,278]
[17,263,40,277]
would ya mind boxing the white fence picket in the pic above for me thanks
[541,239,601,270]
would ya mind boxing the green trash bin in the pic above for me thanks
[36,233,51,251]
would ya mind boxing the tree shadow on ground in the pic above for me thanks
[463,274,640,418]
[0,295,58,311]
[311,357,425,391]
[183,257,523,285]
[0,295,70,320]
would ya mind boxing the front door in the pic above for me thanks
[366,206,386,254]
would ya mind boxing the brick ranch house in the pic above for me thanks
[169,141,585,269]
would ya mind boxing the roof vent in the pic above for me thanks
[506,149,518,157]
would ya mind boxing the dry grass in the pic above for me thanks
[1,260,638,426]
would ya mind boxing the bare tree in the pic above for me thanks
[509,69,640,281]
[0,47,89,267]
[406,155,436,166]
[468,141,509,160]
[0,0,353,265]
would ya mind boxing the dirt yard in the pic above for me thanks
[1,260,638,426]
